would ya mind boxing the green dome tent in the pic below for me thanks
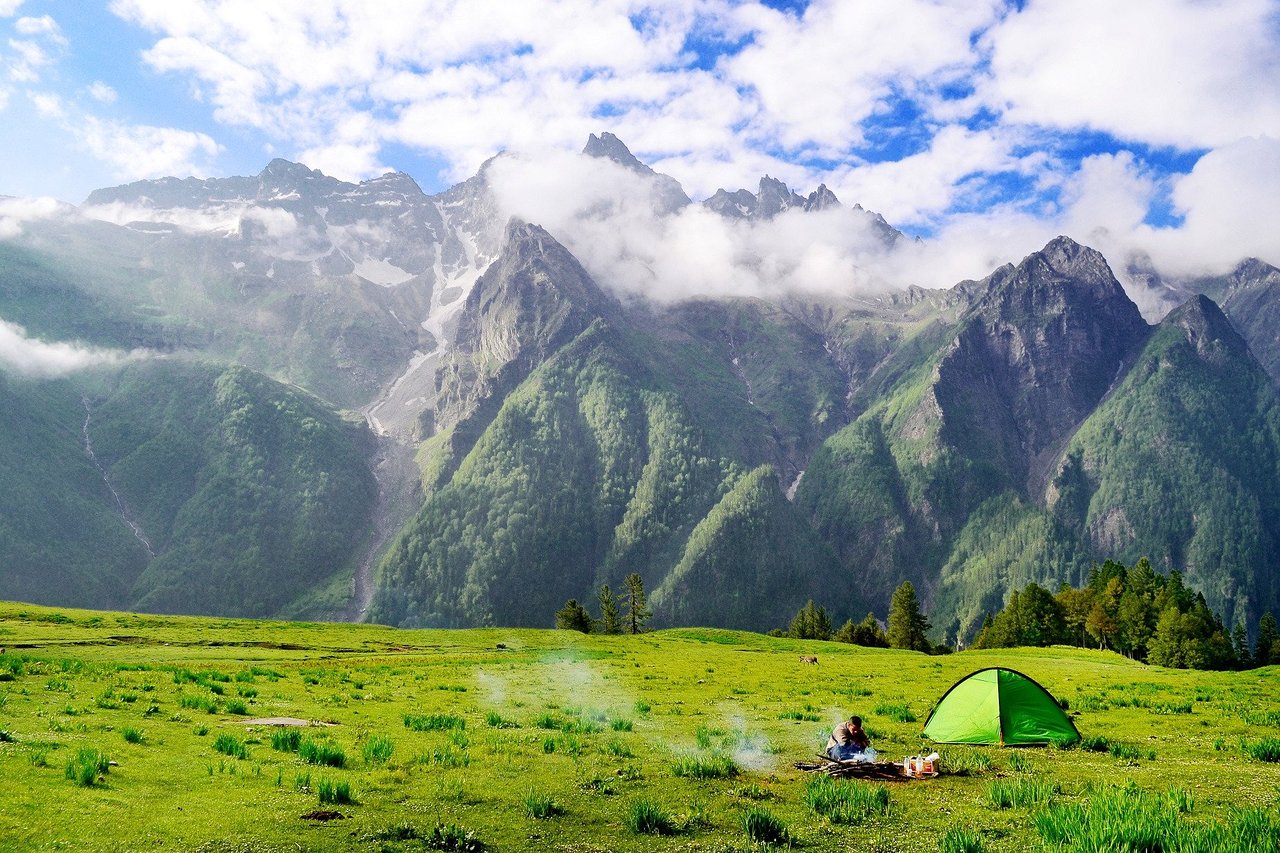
[921,667,1080,746]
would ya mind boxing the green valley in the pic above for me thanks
[0,602,1277,851]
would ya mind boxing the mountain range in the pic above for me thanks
[2,133,1278,643]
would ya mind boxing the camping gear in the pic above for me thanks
[921,667,1080,746]
[902,752,939,778]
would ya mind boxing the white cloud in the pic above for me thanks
[7,37,50,81]
[830,125,1039,227]
[0,317,141,377]
[76,116,221,180]
[15,15,65,43]
[984,0,1280,149]
[0,194,64,238]
[30,90,62,118]
[489,149,913,301]
[725,0,1002,154]
[0,0,23,18]
[1139,137,1280,276]
[87,81,117,103]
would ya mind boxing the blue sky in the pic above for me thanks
[1,0,1279,280]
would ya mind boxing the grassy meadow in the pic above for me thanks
[0,602,1278,852]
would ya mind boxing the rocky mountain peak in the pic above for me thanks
[362,171,426,197]
[979,236,1141,324]
[260,158,317,178]
[804,184,840,212]
[1228,257,1280,288]
[1162,293,1249,359]
[756,176,806,218]
[935,236,1152,492]
[581,132,691,213]
[583,132,648,172]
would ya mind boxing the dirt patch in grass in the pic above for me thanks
[300,810,346,821]
[238,717,337,727]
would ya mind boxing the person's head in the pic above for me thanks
[849,715,862,729]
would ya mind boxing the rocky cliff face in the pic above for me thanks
[935,237,1150,492]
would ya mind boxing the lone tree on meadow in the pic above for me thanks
[887,581,932,652]
[623,573,651,635]
[597,584,622,635]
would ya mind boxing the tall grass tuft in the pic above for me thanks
[671,752,738,779]
[743,806,792,846]
[213,734,248,760]
[271,728,301,752]
[522,789,564,819]
[987,778,1059,809]
[939,748,994,775]
[484,712,518,729]
[1243,738,1280,762]
[942,828,985,853]
[363,735,394,766]
[121,727,144,744]
[626,799,677,835]
[803,776,891,824]
[404,714,465,732]
[65,747,109,786]
[1031,783,1280,852]
[298,738,345,768]
[317,778,355,805]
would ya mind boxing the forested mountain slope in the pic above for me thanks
[0,361,375,618]
[2,137,1279,640]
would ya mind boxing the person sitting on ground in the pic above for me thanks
[826,714,873,761]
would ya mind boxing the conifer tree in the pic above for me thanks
[623,573,651,635]
[555,599,593,633]
[1256,612,1279,666]
[886,581,931,652]
[597,584,622,635]
[1232,623,1252,669]
[788,600,831,640]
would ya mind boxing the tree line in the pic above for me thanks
[555,573,651,634]
[777,581,942,653]
[970,557,1279,670]
[554,559,1280,672]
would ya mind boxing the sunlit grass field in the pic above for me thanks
[0,601,1277,851]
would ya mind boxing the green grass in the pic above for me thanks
[1034,784,1280,851]
[2,601,1280,851]
[743,805,792,845]
[317,777,355,805]
[1243,738,1280,762]
[940,827,985,853]
[803,776,891,824]
[362,734,394,765]
[270,728,301,752]
[64,747,109,786]
[672,752,739,779]
[987,778,1059,809]
[626,799,677,835]
[521,789,564,819]
[212,734,248,760]
[298,738,345,768]
[405,713,465,731]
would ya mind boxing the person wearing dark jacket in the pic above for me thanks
[826,715,872,761]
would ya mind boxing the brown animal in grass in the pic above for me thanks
[799,655,818,665]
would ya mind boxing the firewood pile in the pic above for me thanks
[794,756,916,782]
